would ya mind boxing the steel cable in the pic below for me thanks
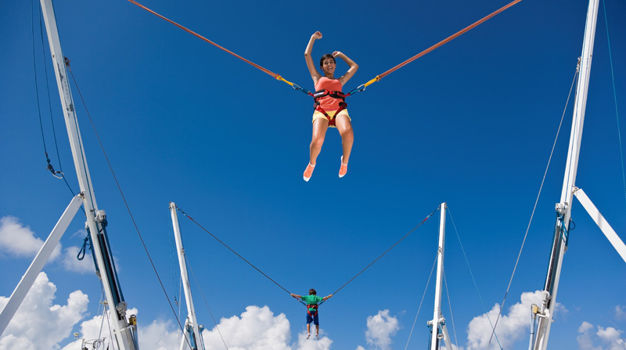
[488,63,580,345]
[66,64,194,349]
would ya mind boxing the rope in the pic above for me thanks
[321,205,439,303]
[187,262,230,350]
[103,298,116,350]
[31,0,75,194]
[31,4,52,171]
[127,0,311,95]
[97,289,106,343]
[166,228,183,322]
[129,0,521,98]
[488,63,579,345]
[602,0,626,207]
[38,8,65,179]
[176,204,437,308]
[443,271,459,348]
[76,236,89,260]
[402,253,437,350]
[66,62,193,349]
[349,0,523,95]
[175,205,303,304]
[447,208,503,349]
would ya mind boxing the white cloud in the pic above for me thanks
[295,331,332,350]
[60,306,141,350]
[139,319,182,350]
[203,305,291,350]
[0,216,61,260]
[0,274,335,350]
[119,304,332,350]
[580,321,595,333]
[27,303,179,350]
[577,321,601,350]
[616,306,626,321]
[577,322,626,350]
[112,304,332,350]
[0,216,98,275]
[203,305,333,350]
[61,246,95,274]
[467,290,555,350]
[597,326,626,350]
[362,309,399,350]
[0,272,88,350]
[60,313,109,350]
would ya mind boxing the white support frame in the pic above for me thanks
[170,203,205,350]
[573,188,626,262]
[32,0,138,348]
[429,202,454,350]
[533,1,601,349]
[0,194,83,336]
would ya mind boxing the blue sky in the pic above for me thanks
[1,0,625,349]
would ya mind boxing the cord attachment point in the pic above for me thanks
[531,304,539,315]
[555,202,567,216]
[96,210,108,226]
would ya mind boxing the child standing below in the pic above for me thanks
[290,289,333,338]
[302,31,358,181]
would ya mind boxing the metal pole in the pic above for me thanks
[573,188,626,262]
[38,0,137,348]
[534,1,599,349]
[430,202,447,350]
[170,203,204,350]
[0,195,82,335]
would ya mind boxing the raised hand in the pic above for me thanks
[311,31,323,40]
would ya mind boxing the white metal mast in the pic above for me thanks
[531,1,613,349]
[170,203,205,350]
[428,202,453,350]
[0,0,138,348]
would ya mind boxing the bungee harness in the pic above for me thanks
[313,89,348,127]
[306,303,319,317]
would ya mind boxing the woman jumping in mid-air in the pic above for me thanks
[302,31,358,182]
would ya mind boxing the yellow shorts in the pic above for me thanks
[312,109,351,128]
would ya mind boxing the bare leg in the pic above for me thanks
[335,115,354,164]
[316,324,320,336]
[307,323,311,336]
[310,118,329,165]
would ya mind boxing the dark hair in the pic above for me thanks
[319,54,335,68]
[309,288,317,295]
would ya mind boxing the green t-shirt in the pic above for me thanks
[301,295,323,311]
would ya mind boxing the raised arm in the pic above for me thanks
[290,293,303,300]
[322,294,333,301]
[333,51,359,86]
[304,31,323,84]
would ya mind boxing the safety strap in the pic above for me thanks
[314,90,346,100]
[306,304,319,317]
[313,90,348,126]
